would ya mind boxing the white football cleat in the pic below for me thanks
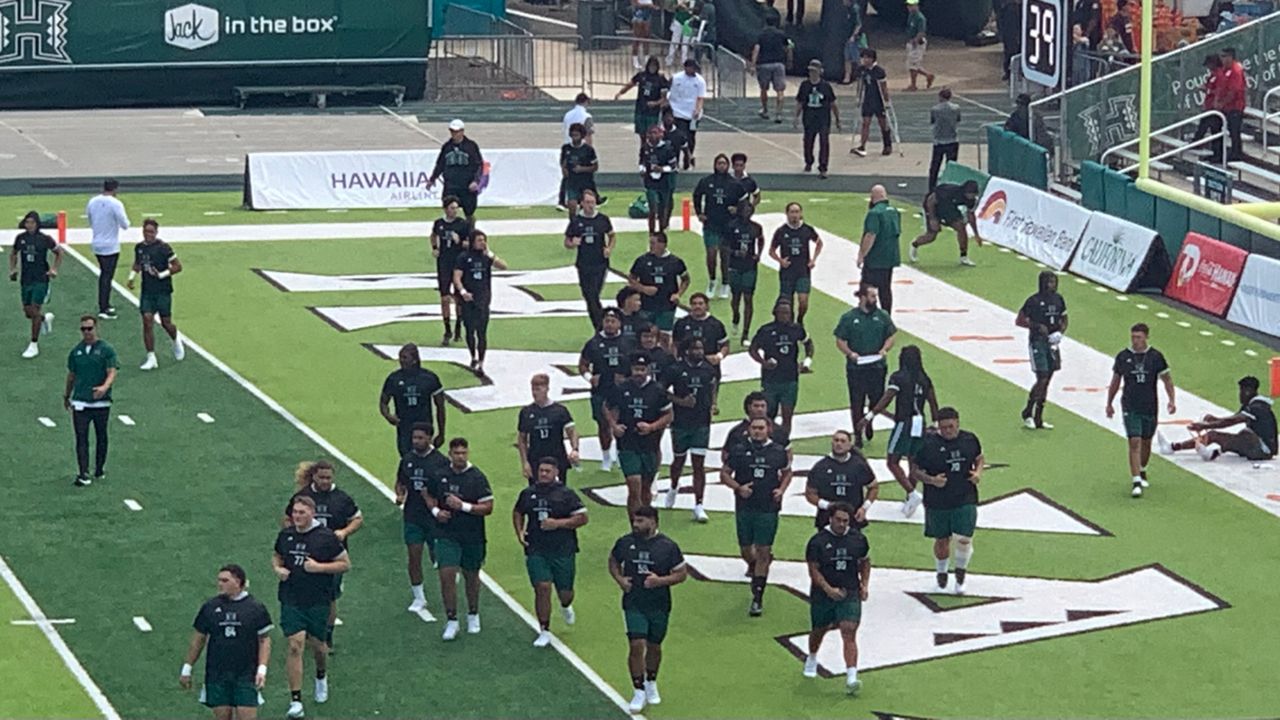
[908,245,919,263]
[466,613,481,634]
[802,655,818,678]
[901,490,923,518]
[601,453,614,472]
[718,283,730,299]
[408,598,427,614]
[1040,421,1054,430]
[1131,482,1143,498]
[629,688,647,713]
[314,676,328,703]
[692,504,709,523]
[173,336,186,361]
[959,256,977,267]
[286,700,305,718]
[41,312,53,335]
[561,605,576,625]
[644,680,661,705]
[663,485,679,509]
[846,678,863,696]
[21,342,38,359]
[954,581,966,595]
[139,353,158,371]
[706,280,717,296]
[1156,433,1173,455]
[533,630,552,648]
[1023,416,1036,430]
[442,619,460,641]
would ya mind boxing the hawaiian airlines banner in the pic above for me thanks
[246,149,561,209]
[974,177,1090,269]
[1067,212,1160,292]
[1226,254,1280,338]
[1164,232,1248,316]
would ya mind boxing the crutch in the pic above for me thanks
[885,101,905,157]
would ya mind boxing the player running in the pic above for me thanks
[561,123,600,217]
[580,308,636,472]
[427,119,484,227]
[1016,270,1068,430]
[617,287,650,341]
[517,373,580,482]
[430,196,471,345]
[637,322,675,380]
[514,457,590,647]
[692,154,745,298]
[805,430,877,529]
[11,211,61,359]
[379,343,447,456]
[181,564,272,720]
[616,56,670,151]
[65,315,118,487]
[802,502,871,695]
[661,337,719,522]
[749,300,813,435]
[724,200,764,344]
[1160,375,1276,462]
[672,292,729,360]
[640,125,680,233]
[397,423,450,617]
[272,496,350,718]
[629,231,690,345]
[910,180,981,267]
[769,202,823,326]
[285,461,361,651]
[1105,323,1176,498]
[126,218,185,371]
[835,284,896,448]
[607,352,675,513]
[428,438,495,641]
[864,345,938,517]
[722,416,792,617]
[453,230,508,376]
[722,390,793,463]
[910,407,983,594]
[565,189,616,329]
[609,506,687,714]
[731,153,762,207]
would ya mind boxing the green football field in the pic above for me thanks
[3,190,1279,719]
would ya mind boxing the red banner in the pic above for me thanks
[1164,232,1249,316]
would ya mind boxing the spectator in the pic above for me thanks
[794,59,841,178]
[998,0,1022,81]
[1219,47,1246,162]
[562,93,594,146]
[631,0,657,70]
[852,47,892,157]
[86,179,130,320]
[750,13,792,122]
[1072,0,1102,48]
[1109,0,1135,53]
[761,0,782,28]
[1192,54,1225,161]
[904,0,934,91]
[1096,26,1127,63]
[787,0,805,25]
[927,88,960,191]
[668,59,707,169]
[1005,92,1052,155]
[697,0,717,56]
[1070,24,1092,86]
[841,0,865,85]
[666,0,695,67]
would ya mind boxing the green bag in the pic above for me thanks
[628,194,649,219]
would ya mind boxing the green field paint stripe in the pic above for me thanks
[60,244,636,719]
[0,556,121,720]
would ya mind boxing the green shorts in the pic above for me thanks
[280,603,329,639]
[526,552,577,591]
[735,509,780,547]
[924,503,978,538]
[403,520,433,546]
[1029,340,1061,375]
[779,275,811,296]
[139,292,173,317]
[727,267,758,292]
[201,675,259,708]
[618,449,659,479]
[703,227,723,248]
[624,607,670,643]
[810,594,862,629]
[591,393,610,424]
[564,184,595,203]
[670,425,710,455]
[19,282,49,306]
[887,422,924,457]
[645,185,674,212]
[1123,412,1157,439]
[650,310,676,332]
[635,111,660,137]
[763,380,799,412]
[331,573,345,600]
[435,536,486,571]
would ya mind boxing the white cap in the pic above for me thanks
[448,119,465,131]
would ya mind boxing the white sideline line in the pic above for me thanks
[132,616,152,632]
[123,499,143,512]
[197,412,216,423]
[60,246,637,719]
[38,416,56,428]
[0,556,121,720]
[11,618,75,625]
[118,415,135,426]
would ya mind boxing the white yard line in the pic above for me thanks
[123,499,143,512]
[11,618,75,625]
[59,245,638,719]
[749,212,1280,517]
[0,556,121,720]
[196,412,216,423]
[131,616,152,632]
[38,416,56,428]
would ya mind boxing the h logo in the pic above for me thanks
[0,0,72,64]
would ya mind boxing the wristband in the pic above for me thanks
[460,501,474,514]
[864,411,876,423]
[257,664,268,678]
[128,270,138,281]
[180,663,193,677]
[485,250,495,260]
[817,499,831,510]
[156,269,171,279]
[431,507,441,518]
[862,500,873,511]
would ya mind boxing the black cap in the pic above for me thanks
[630,352,652,366]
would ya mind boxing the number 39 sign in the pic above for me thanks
[1022,0,1064,87]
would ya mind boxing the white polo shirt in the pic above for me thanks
[562,104,594,144]
[667,72,707,121]
[85,194,130,256]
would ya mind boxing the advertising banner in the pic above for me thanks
[974,177,1090,269]
[1067,212,1160,291]
[247,149,563,209]
[1164,232,1249,316]
[1226,254,1280,338]
[0,0,429,70]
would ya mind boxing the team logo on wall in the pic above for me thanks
[0,0,72,64]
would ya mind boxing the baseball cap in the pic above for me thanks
[906,0,919,5]
[448,119,465,131]
[807,59,823,70]
[631,352,652,367]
